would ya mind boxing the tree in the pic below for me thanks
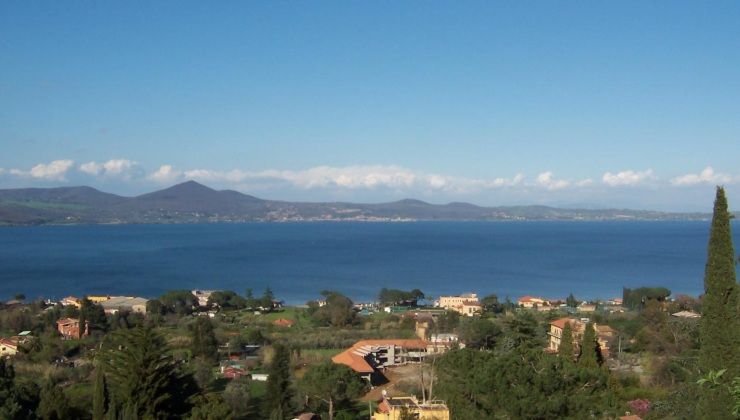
[78,302,87,339]
[378,288,424,306]
[260,287,275,311]
[263,343,293,419]
[245,289,258,310]
[92,365,108,420]
[80,297,107,333]
[558,322,575,362]
[480,294,502,313]
[207,291,246,310]
[159,290,199,315]
[37,379,71,420]
[190,317,218,364]
[188,394,233,420]
[566,293,578,308]
[222,378,251,419]
[0,358,22,419]
[458,318,501,350]
[308,291,356,327]
[699,186,740,419]
[578,322,602,368]
[298,361,367,420]
[101,326,198,419]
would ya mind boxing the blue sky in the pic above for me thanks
[1,1,739,211]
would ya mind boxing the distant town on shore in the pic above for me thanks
[0,181,723,226]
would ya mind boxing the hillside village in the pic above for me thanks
[0,284,706,419]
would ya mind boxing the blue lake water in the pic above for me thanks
[0,221,737,304]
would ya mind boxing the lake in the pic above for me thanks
[0,221,736,304]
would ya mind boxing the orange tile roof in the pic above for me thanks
[272,318,295,327]
[56,318,79,326]
[332,339,429,374]
[550,317,579,330]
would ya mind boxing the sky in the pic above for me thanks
[1,1,739,211]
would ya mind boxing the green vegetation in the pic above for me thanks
[262,343,293,419]
[377,288,424,306]
[699,186,740,419]
[297,361,367,420]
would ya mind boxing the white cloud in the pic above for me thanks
[602,169,654,187]
[576,178,594,187]
[181,166,531,194]
[670,166,734,186]
[9,160,75,181]
[79,159,138,178]
[148,165,182,184]
[535,171,570,190]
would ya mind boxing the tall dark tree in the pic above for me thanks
[699,186,740,418]
[566,293,578,308]
[78,302,87,339]
[80,298,107,333]
[261,287,275,310]
[578,322,602,368]
[37,379,71,420]
[190,317,218,363]
[92,365,108,420]
[101,326,198,419]
[245,288,258,310]
[263,343,293,419]
[0,358,21,418]
[558,322,575,362]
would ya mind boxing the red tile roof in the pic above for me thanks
[332,339,429,374]
[272,318,295,327]
[550,317,579,330]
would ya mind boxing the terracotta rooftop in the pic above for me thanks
[56,318,79,326]
[332,339,429,374]
[550,317,580,330]
[273,318,295,327]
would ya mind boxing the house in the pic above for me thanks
[332,339,429,383]
[0,338,18,357]
[100,296,148,314]
[577,303,597,313]
[251,373,269,381]
[671,310,701,319]
[191,290,216,307]
[373,396,450,420]
[273,318,295,328]
[517,296,549,308]
[438,294,481,316]
[221,366,248,379]
[61,296,81,308]
[57,318,89,339]
[87,295,111,303]
[547,318,613,358]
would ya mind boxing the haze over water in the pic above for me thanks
[1,221,736,304]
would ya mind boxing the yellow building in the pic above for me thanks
[438,294,480,316]
[548,318,613,358]
[87,295,111,303]
[373,396,450,420]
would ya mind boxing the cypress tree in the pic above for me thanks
[92,365,108,420]
[263,343,293,419]
[699,186,740,418]
[190,317,218,363]
[37,379,71,420]
[577,322,602,369]
[558,322,575,362]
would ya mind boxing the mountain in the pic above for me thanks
[0,181,713,226]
